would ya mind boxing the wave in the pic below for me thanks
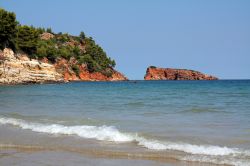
[0,116,249,165]
[0,116,133,142]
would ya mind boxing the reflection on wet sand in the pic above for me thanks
[0,143,226,166]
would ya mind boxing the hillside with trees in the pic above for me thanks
[0,8,117,77]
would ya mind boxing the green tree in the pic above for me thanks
[46,27,52,33]
[58,46,71,60]
[37,27,46,34]
[78,54,99,72]
[72,65,80,76]
[57,33,70,43]
[0,8,18,50]
[79,31,86,40]
[16,25,39,55]
[73,46,81,57]
[35,40,49,59]
[46,46,58,63]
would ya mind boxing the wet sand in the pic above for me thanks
[0,149,181,166]
[0,125,226,166]
[1,147,226,166]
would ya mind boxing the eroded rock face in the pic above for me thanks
[0,48,63,84]
[110,70,128,81]
[0,48,128,84]
[54,58,128,82]
[144,66,218,80]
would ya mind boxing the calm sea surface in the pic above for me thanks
[0,80,250,166]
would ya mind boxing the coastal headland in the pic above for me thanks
[0,48,127,84]
[0,8,127,84]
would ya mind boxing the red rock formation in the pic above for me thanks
[144,67,218,80]
[110,70,128,81]
[54,58,78,81]
[0,48,127,85]
[37,32,128,82]
[1,30,128,84]
[54,58,128,82]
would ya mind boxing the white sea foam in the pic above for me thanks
[0,117,133,142]
[0,116,249,160]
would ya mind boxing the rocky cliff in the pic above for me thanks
[54,58,128,82]
[0,48,127,84]
[0,48,63,84]
[144,66,218,80]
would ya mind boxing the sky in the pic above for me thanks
[1,0,250,79]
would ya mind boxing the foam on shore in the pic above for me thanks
[0,116,249,165]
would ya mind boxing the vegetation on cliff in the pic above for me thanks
[0,8,116,76]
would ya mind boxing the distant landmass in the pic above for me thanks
[144,66,218,80]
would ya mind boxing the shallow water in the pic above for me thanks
[0,80,250,165]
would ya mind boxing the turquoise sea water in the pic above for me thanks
[0,80,250,165]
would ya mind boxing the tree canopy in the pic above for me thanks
[0,8,18,50]
[16,25,39,55]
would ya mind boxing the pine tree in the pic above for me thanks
[79,31,86,40]
[16,25,39,55]
[0,8,18,50]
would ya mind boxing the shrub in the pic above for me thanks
[72,65,80,76]
[46,28,53,33]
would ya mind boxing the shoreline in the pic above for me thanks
[0,118,243,166]
[0,80,130,86]
[0,143,226,166]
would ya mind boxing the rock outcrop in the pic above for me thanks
[39,32,55,40]
[0,48,63,84]
[0,48,127,84]
[54,58,128,81]
[144,66,218,80]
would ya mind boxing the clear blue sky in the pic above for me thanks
[1,0,250,79]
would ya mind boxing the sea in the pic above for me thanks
[0,80,250,166]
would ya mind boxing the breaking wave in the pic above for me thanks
[0,116,249,165]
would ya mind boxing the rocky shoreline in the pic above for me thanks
[0,48,127,85]
[0,49,219,85]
